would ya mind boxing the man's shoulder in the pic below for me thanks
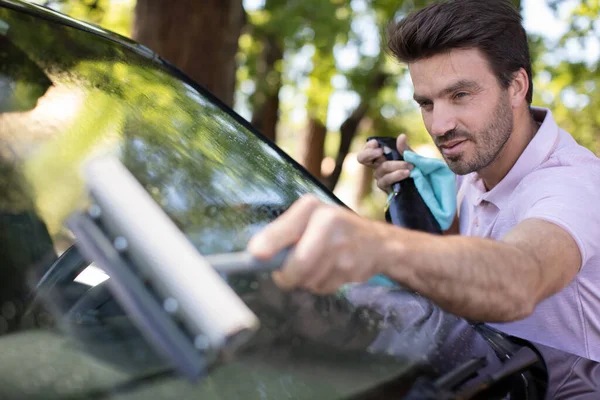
[552,127,600,165]
[522,128,600,187]
[512,134,600,267]
[530,106,597,167]
[509,130,600,219]
[515,161,600,201]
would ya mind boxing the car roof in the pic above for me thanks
[0,0,158,61]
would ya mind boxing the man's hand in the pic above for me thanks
[247,195,394,295]
[356,134,414,193]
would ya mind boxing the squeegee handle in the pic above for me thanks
[207,247,292,275]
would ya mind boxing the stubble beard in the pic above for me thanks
[442,94,514,175]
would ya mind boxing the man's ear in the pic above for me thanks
[509,68,529,108]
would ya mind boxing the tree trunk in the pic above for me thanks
[322,102,368,190]
[322,71,387,191]
[302,118,327,180]
[251,35,283,142]
[132,0,245,107]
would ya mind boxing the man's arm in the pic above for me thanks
[383,218,580,322]
[248,195,581,323]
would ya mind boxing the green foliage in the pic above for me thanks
[31,0,134,36]
[534,0,600,154]
[240,0,354,122]
[350,0,438,145]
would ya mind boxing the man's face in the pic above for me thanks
[408,48,514,175]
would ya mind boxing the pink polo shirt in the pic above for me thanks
[457,107,600,362]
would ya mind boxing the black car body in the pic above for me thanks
[0,1,598,399]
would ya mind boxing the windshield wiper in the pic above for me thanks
[350,345,542,399]
[402,357,488,400]
[455,346,541,399]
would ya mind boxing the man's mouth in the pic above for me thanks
[438,139,468,157]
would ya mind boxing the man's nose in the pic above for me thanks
[429,104,457,137]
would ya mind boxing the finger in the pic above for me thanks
[378,170,411,191]
[311,275,349,296]
[357,148,384,165]
[272,270,294,291]
[370,154,388,168]
[272,207,336,291]
[364,139,379,149]
[303,246,336,292]
[396,134,413,154]
[248,194,321,260]
[305,250,350,293]
[376,179,392,194]
[373,161,415,180]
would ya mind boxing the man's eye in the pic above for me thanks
[454,92,468,99]
[419,101,433,109]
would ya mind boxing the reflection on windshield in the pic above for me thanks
[2,14,335,252]
[0,35,51,113]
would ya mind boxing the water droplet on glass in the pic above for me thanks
[88,204,102,219]
[163,298,178,313]
[206,206,218,218]
[113,236,128,252]
[194,335,210,351]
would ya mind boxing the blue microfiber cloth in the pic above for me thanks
[403,150,457,230]
[365,150,457,288]
[366,274,399,287]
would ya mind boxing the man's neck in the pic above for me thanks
[478,108,538,190]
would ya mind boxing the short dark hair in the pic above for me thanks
[388,0,533,104]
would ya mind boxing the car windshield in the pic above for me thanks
[0,3,506,400]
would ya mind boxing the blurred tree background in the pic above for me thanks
[32,0,600,217]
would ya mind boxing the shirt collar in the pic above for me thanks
[467,107,560,208]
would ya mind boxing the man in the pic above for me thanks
[248,0,600,369]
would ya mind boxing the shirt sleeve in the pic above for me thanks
[512,165,600,269]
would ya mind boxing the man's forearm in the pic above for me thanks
[379,229,542,322]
